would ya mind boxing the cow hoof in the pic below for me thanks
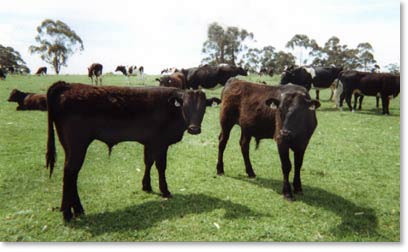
[62,209,73,222]
[217,171,224,176]
[142,186,153,192]
[162,193,172,198]
[294,190,304,195]
[283,194,295,202]
[247,173,256,179]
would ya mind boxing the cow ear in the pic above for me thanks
[308,100,321,110]
[168,96,183,108]
[265,98,280,109]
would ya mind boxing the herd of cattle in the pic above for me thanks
[2,62,400,221]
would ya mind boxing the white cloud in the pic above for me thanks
[0,0,400,74]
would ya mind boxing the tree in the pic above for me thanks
[384,63,400,74]
[357,42,376,71]
[29,19,84,74]
[286,34,317,65]
[273,51,296,73]
[201,22,254,66]
[0,44,30,74]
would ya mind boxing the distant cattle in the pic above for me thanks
[45,81,216,221]
[7,89,47,111]
[88,63,103,85]
[36,67,47,75]
[216,79,320,200]
[335,71,400,115]
[157,72,187,89]
[161,67,179,75]
[181,64,248,90]
[7,66,15,74]
[115,65,128,76]
[0,69,6,80]
[280,65,343,100]
[259,67,274,76]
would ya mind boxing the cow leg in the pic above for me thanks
[216,122,234,175]
[154,146,171,198]
[142,145,154,192]
[381,94,390,115]
[358,95,363,110]
[293,149,305,194]
[239,131,256,178]
[277,144,293,200]
[315,90,320,100]
[60,143,89,221]
[329,85,335,101]
[345,92,353,111]
[376,96,380,109]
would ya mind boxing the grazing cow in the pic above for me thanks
[0,68,6,80]
[181,64,248,90]
[115,65,128,76]
[161,68,179,75]
[280,65,343,100]
[45,81,216,221]
[7,89,47,111]
[335,71,400,115]
[216,79,320,200]
[157,72,187,89]
[88,63,103,85]
[36,67,47,75]
[259,67,274,76]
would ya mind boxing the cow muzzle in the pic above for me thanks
[187,125,201,135]
[280,129,292,139]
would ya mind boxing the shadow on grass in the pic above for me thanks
[70,193,263,236]
[231,175,384,240]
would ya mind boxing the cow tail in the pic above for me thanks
[255,138,261,150]
[46,81,69,178]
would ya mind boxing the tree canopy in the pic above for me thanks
[29,19,84,74]
[201,22,254,66]
[0,44,30,74]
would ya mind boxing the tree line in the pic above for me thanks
[0,20,400,75]
[201,22,400,75]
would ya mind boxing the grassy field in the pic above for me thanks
[0,73,400,241]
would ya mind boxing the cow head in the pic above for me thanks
[265,85,320,141]
[168,90,208,135]
[7,89,26,102]
[237,66,248,76]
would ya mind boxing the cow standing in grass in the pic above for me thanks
[7,89,47,111]
[335,71,400,115]
[35,67,47,75]
[181,64,248,90]
[216,79,320,200]
[280,65,343,101]
[45,81,215,221]
[88,63,103,85]
[0,68,6,80]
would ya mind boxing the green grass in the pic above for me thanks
[0,74,400,241]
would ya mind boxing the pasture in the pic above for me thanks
[0,74,400,241]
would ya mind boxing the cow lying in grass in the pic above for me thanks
[45,81,213,221]
[216,79,320,200]
[7,89,47,111]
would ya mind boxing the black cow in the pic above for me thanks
[181,64,248,90]
[36,67,47,75]
[335,71,400,115]
[280,65,343,100]
[115,65,128,76]
[0,68,6,80]
[217,79,320,200]
[45,81,217,221]
[88,63,103,85]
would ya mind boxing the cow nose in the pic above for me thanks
[188,125,201,135]
[280,129,292,137]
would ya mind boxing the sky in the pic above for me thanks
[0,0,401,74]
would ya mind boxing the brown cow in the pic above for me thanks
[45,81,213,221]
[88,63,103,85]
[35,67,47,75]
[7,89,47,111]
[216,79,320,200]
